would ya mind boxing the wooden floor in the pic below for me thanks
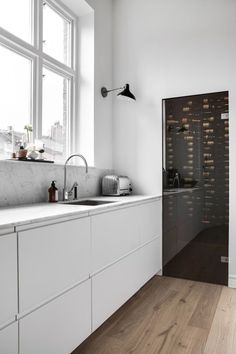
[73,276,236,354]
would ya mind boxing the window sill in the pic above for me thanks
[1,159,95,168]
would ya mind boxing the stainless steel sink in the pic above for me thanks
[64,199,117,206]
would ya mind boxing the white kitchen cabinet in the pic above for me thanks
[18,217,90,314]
[138,237,161,287]
[92,238,160,331]
[20,279,91,354]
[139,200,162,244]
[0,233,17,327]
[0,322,18,354]
[91,206,141,273]
[1,196,161,354]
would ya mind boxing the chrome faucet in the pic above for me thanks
[63,154,88,201]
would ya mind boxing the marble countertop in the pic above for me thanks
[0,195,161,231]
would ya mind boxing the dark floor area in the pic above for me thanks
[163,225,228,285]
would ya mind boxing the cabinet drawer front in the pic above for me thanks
[19,218,90,313]
[92,238,160,331]
[139,200,162,243]
[136,237,161,289]
[20,279,91,354]
[91,206,141,273]
[0,322,18,354]
[0,234,17,327]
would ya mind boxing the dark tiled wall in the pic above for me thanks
[165,91,229,226]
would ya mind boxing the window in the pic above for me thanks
[0,0,76,161]
[42,67,70,162]
[0,0,32,43]
[0,45,32,159]
[43,2,72,66]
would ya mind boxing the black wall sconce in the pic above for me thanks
[101,83,136,100]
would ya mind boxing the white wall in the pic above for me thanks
[86,0,113,169]
[112,0,236,283]
[62,0,113,169]
[77,12,95,166]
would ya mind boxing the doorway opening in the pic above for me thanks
[162,91,229,286]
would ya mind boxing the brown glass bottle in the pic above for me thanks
[48,181,58,203]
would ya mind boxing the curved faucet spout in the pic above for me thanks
[63,154,88,201]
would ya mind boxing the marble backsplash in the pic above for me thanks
[0,160,113,207]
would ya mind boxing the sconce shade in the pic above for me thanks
[117,84,136,100]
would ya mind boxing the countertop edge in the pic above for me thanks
[0,195,162,231]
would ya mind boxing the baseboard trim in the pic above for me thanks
[228,275,236,288]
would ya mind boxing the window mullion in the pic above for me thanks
[72,19,78,153]
[32,0,37,47]
[35,0,43,140]
[32,0,38,142]
[68,77,74,155]
[38,0,43,53]
[42,55,75,77]
[32,58,37,142]
[36,58,43,140]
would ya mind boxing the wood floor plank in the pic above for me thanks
[105,279,196,353]
[204,287,236,354]
[189,283,222,330]
[75,277,177,354]
[169,325,208,354]
[73,276,226,354]
[135,282,209,354]
[74,277,172,354]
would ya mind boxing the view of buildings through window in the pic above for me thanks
[42,67,70,162]
[0,44,32,159]
[0,0,75,163]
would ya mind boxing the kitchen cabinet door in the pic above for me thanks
[139,200,162,244]
[20,279,91,354]
[91,206,141,273]
[92,238,160,331]
[137,237,161,288]
[18,217,90,313]
[0,233,17,327]
[0,322,18,354]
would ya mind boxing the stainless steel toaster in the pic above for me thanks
[102,175,132,196]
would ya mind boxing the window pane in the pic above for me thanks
[0,0,32,43]
[43,2,71,66]
[42,67,70,163]
[0,44,32,159]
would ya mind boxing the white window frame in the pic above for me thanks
[0,0,78,160]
